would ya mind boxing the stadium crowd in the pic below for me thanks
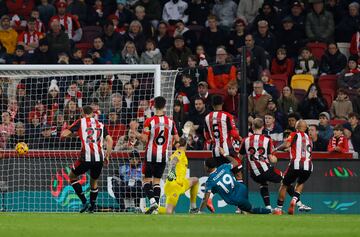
[0,0,360,155]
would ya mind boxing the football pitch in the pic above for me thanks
[0,214,360,237]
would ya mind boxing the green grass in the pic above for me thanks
[0,213,360,237]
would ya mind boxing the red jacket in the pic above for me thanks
[105,123,126,145]
[327,135,349,153]
[271,58,294,77]
[207,64,236,89]
[224,94,239,117]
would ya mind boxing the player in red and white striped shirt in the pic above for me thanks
[137,96,179,214]
[274,120,313,215]
[204,95,241,165]
[61,105,113,213]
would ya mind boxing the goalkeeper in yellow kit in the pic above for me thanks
[164,138,199,214]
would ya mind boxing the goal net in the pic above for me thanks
[0,65,178,212]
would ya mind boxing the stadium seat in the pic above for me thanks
[75,42,92,56]
[318,74,338,94]
[290,74,314,91]
[337,42,350,59]
[80,26,103,44]
[306,42,327,61]
[209,88,227,99]
[293,89,306,102]
[329,119,347,126]
[270,74,288,92]
[322,88,335,108]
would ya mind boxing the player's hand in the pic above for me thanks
[167,168,176,181]
[269,154,277,163]
[219,147,225,156]
[104,152,111,166]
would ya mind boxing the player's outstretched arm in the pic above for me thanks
[104,135,113,166]
[199,192,211,212]
[60,129,72,139]
[219,147,239,167]
[274,141,291,152]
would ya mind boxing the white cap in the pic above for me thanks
[48,79,60,92]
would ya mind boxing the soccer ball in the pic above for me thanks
[15,142,29,155]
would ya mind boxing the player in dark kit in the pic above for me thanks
[274,120,313,215]
[61,105,113,213]
[137,96,179,214]
[240,118,311,212]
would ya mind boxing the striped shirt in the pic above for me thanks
[286,132,313,171]
[143,115,178,163]
[240,134,273,176]
[69,117,108,162]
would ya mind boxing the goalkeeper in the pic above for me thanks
[164,138,199,214]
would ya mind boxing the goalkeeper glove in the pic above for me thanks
[167,168,176,181]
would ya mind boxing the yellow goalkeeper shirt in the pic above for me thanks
[169,149,188,187]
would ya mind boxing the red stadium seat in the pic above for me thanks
[293,89,306,102]
[322,88,335,108]
[271,74,288,92]
[329,119,347,126]
[318,74,338,94]
[75,42,92,56]
[80,26,103,44]
[306,42,327,61]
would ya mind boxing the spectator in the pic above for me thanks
[199,15,228,59]
[28,9,45,33]
[0,42,7,64]
[335,2,360,42]
[37,0,56,27]
[45,80,62,125]
[212,0,237,31]
[88,36,113,64]
[330,88,353,120]
[0,15,18,54]
[70,48,83,64]
[325,0,343,25]
[181,120,202,150]
[91,80,112,114]
[133,0,162,28]
[207,47,236,89]
[223,80,239,117]
[173,100,187,136]
[338,55,360,89]
[191,81,213,111]
[27,111,41,139]
[327,124,349,153]
[133,5,154,39]
[308,124,328,151]
[161,59,171,70]
[56,52,70,64]
[186,0,210,26]
[343,112,360,153]
[121,41,140,64]
[111,150,143,212]
[82,54,94,64]
[285,112,301,132]
[181,55,207,86]
[299,83,328,119]
[90,99,102,120]
[228,18,246,57]
[320,42,347,75]
[305,0,335,42]
[260,69,279,101]
[254,20,277,58]
[195,45,209,66]
[109,93,126,123]
[103,20,125,61]
[177,73,197,99]
[18,17,44,55]
[277,86,298,115]
[244,34,267,70]
[28,100,48,126]
[33,124,61,149]
[8,45,29,64]
[174,20,197,51]
[248,80,272,118]
[162,0,189,24]
[140,39,162,64]
[251,2,281,33]
[266,98,285,129]
[31,37,53,64]
[155,21,173,56]
[64,81,83,108]
[271,48,294,77]
[0,111,15,149]
[263,112,283,144]
[63,99,80,126]
[6,122,27,149]
[165,35,192,69]
[295,47,319,77]
[47,19,71,62]
[276,16,305,58]
[87,0,107,26]
[67,0,88,26]
[349,28,360,57]
[236,0,263,25]
[6,98,19,122]
[114,0,134,27]
[122,82,139,124]
[136,99,152,126]
[6,0,34,21]
[104,109,125,145]
[50,1,83,43]
[288,1,306,36]
[318,111,334,142]
[188,96,210,144]
[115,127,144,151]
[15,83,31,123]
[124,20,147,53]
[352,88,360,114]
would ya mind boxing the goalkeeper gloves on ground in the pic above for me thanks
[167,168,176,181]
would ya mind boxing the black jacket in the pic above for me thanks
[320,50,347,75]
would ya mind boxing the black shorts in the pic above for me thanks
[251,167,283,185]
[72,159,103,180]
[142,161,166,179]
[282,167,312,186]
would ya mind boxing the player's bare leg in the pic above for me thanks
[87,178,99,213]
[69,171,89,213]
[288,183,304,215]
[274,183,287,215]
[188,177,199,213]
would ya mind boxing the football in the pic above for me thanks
[15,142,29,155]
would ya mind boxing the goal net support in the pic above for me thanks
[0,65,178,212]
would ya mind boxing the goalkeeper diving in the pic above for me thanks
[164,138,199,214]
